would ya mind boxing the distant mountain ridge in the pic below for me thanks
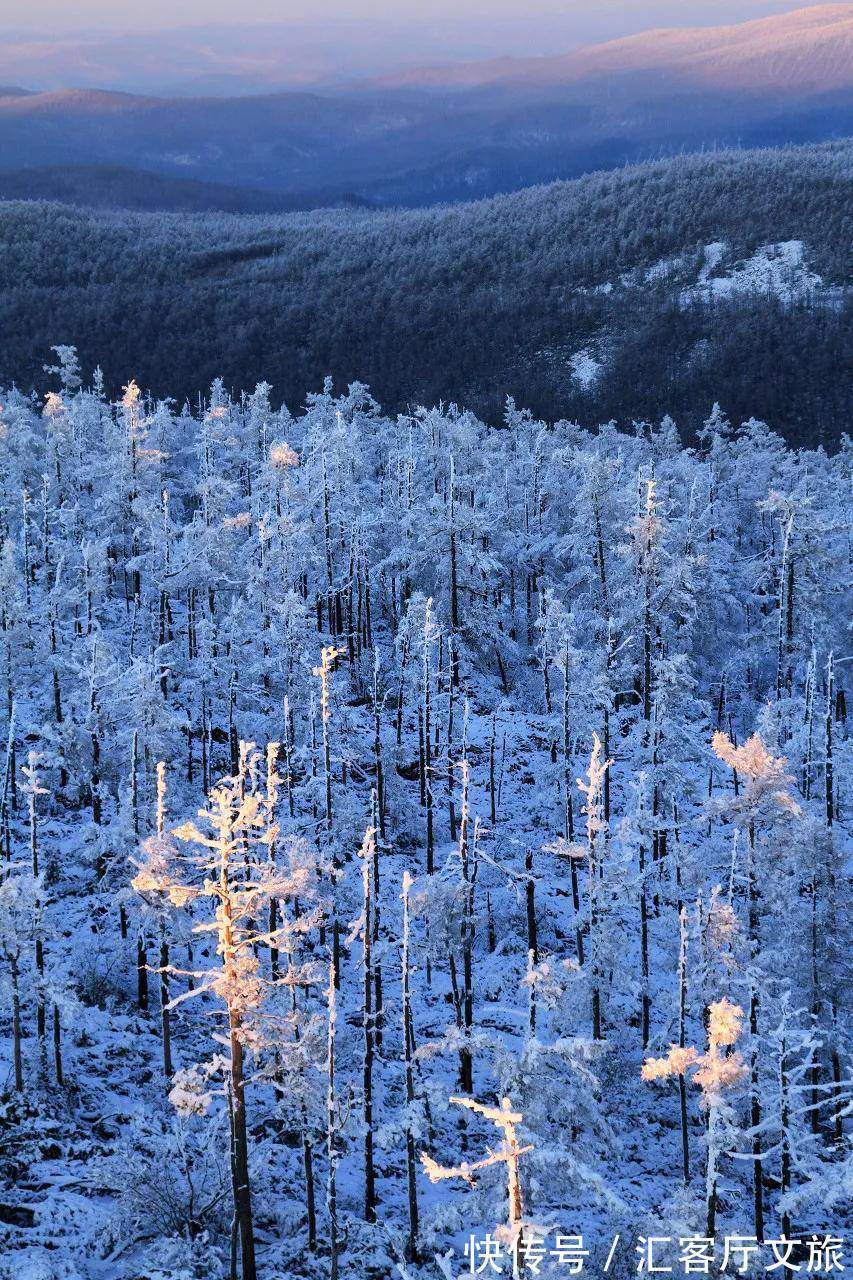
[378,4,853,91]
[0,164,361,213]
[0,6,851,208]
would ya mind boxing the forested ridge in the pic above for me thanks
[0,348,850,1278]
[0,141,851,445]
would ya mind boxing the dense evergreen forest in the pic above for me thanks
[0,350,850,1278]
[0,142,851,446]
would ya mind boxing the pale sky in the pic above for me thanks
[0,0,834,37]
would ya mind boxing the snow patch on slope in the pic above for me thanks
[569,348,601,389]
[584,239,839,308]
[698,240,727,278]
[681,239,824,304]
[643,252,686,283]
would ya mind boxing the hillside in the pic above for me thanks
[1,7,853,207]
[0,344,850,1279]
[0,142,850,445]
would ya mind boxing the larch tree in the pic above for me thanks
[643,996,748,1237]
[132,742,315,1280]
[577,733,612,1041]
[710,729,802,1242]
[422,1095,533,1277]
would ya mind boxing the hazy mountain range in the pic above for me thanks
[376,3,853,90]
[0,22,457,97]
[0,5,851,209]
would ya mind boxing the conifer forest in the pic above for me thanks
[0,347,850,1280]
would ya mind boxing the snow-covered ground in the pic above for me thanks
[568,349,602,390]
[680,239,825,305]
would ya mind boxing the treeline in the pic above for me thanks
[0,141,850,445]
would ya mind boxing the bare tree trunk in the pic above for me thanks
[824,654,843,1141]
[422,605,434,873]
[227,1083,239,1280]
[130,732,148,1008]
[593,495,612,826]
[678,907,689,1185]
[371,789,383,1051]
[561,650,583,964]
[315,646,341,987]
[212,793,256,1280]
[639,836,650,1049]
[229,1016,255,1278]
[401,871,420,1261]
[639,486,655,1046]
[159,923,172,1077]
[360,826,377,1222]
[395,637,408,747]
[281,943,317,1252]
[579,736,610,1041]
[449,455,459,635]
[780,1034,792,1239]
[156,762,173,1079]
[229,671,239,777]
[136,926,149,1011]
[447,635,458,841]
[326,955,340,1280]
[52,1002,63,1087]
[458,747,474,1095]
[24,753,47,1051]
[0,700,15,865]
[525,847,537,1040]
[10,951,23,1092]
[706,1103,718,1240]
[372,654,386,840]
[748,823,765,1244]
[282,696,295,819]
[322,452,335,638]
[504,1108,524,1280]
[488,716,497,826]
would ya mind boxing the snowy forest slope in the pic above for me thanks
[0,351,850,1279]
[0,141,851,444]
